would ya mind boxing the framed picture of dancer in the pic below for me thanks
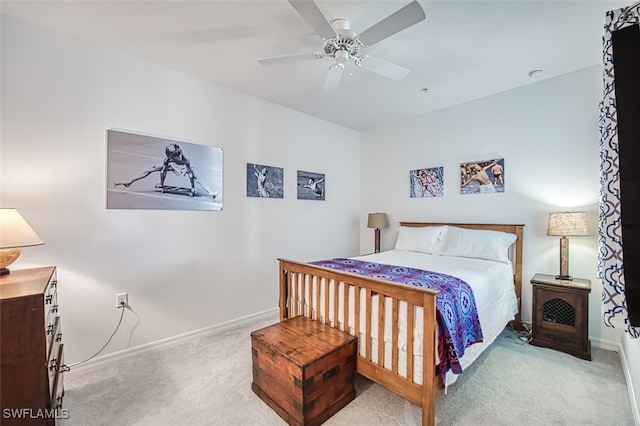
[247,163,284,198]
[410,166,444,198]
[460,158,505,195]
[297,170,325,200]
[106,129,223,210]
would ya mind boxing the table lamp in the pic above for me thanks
[547,211,590,280]
[0,208,44,275]
[367,213,388,253]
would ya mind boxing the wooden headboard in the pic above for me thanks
[399,221,525,330]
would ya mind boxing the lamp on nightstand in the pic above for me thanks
[547,211,590,280]
[0,208,44,275]
[367,213,388,253]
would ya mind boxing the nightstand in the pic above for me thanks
[530,273,591,360]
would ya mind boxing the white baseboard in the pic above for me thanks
[618,341,640,426]
[68,307,279,374]
[591,335,622,352]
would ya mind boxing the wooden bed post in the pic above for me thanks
[279,259,288,321]
[422,292,437,426]
[512,225,524,330]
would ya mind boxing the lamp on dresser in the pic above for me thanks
[367,213,388,253]
[547,211,590,280]
[0,208,44,275]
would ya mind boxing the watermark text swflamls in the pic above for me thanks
[3,408,70,420]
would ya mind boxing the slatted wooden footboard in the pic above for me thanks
[279,258,440,424]
[278,222,524,426]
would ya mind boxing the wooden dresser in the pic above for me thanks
[0,267,65,425]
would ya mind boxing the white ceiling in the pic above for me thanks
[0,0,626,131]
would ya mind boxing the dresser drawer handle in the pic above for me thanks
[46,324,54,335]
[49,358,58,371]
[56,332,63,342]
[45,295,53,304]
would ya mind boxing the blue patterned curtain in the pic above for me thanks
[599,3,640,337]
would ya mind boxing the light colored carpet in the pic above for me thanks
[59,316,633,425]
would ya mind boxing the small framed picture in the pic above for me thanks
[297,170,325,200]
[410,167,444,198]
[460,158,505,194]
[247,163,284,198]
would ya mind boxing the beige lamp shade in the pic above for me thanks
[547,211,589,280]
[367,213,388,229]
[0,208,44,275]
[547,212,590,236]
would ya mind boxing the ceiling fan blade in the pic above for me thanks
[358,56,410,81]
[288,0,336,40]
[258,52,323,66]
[322,63,344,92]
[357,1,426,47]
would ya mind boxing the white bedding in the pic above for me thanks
[306,249,518,387]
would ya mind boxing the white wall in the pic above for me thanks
[0,15,361,364]
[359,65,619,347]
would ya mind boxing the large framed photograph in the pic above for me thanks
[107,130,223,210]
[247,163,284,198]
[460,158,505,194]
[297,170,325,200]
[410,166,444,198]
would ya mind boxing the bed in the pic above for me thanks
[278,222,524,426]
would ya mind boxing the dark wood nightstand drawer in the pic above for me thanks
[534,325,584,352]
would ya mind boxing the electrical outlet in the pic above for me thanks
[116,292,128,308]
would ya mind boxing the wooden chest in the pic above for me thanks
[251,316,357,426]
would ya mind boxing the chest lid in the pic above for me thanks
[251,316,356,366]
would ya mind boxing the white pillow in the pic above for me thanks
[432,225,516,264]
[393,226,443,254]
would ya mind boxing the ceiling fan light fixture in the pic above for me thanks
[335,50,349,64]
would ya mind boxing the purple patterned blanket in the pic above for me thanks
[310,258,483,379]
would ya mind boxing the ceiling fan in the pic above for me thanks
[258,0,426,92]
